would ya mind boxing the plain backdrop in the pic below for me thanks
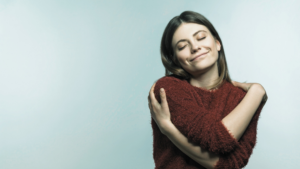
[0,0,299,168]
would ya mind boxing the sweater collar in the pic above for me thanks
[185,79,228,94]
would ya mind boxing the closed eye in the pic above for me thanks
[179,45,186,50]
[178,37,205,50]
[198,37,206,41]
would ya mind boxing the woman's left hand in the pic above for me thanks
[148,83,172,134]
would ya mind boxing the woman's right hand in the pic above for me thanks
[231,80,268,103]
[231,80,258,92]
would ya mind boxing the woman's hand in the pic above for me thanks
[148,83,172,134]
[231,80,268,103]
[231,80,257,92]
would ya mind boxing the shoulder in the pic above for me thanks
[153,75,194,103]
[225,81,247,100]
[154,75,190,90]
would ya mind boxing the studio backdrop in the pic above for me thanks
[0,0,299,168]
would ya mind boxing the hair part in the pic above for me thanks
[160,11,233,90]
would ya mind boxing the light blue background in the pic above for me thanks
[0,0,299,168]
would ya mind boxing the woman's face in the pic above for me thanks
[172,23,221,76]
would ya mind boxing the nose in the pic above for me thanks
[190,41,199,54]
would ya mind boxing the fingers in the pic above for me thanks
[231,80,239,87]
[231,81,236,86]
[159,88,168,109]
[149,83,158,106]
[148,83,169,112]
[232,80,246,91]
[148,95,152,111]
[148,95,151,108]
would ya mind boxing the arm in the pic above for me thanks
[154,76,263,154]
[162,121,219,169]
[154,77,239,154]
[157,84,266,169]
[163,101,265,169]
[221,84,265,141]
[214,100,265,169]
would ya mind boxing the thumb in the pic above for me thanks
[159,88,168,108]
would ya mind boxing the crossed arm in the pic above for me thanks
[162,122,220,169]
[149,77,266,169]
[161,99,264,169]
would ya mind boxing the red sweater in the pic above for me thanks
[151,75,265,169]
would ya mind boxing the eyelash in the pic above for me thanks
[179,37,206,50]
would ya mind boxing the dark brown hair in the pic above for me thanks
[160,11,233,90]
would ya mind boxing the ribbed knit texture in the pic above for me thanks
[151,75,265,169]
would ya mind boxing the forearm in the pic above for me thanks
[163,122,219,169]
[222,84,265,141]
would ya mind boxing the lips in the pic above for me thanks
[190,51,209,61]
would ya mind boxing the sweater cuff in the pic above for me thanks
[213,155,228,169]
[213,120,239,153]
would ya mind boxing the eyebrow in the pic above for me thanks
[174,30,207,47]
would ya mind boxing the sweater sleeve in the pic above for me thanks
[213,98,265,169]
[154,76,239,154]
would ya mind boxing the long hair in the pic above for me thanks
[160,11,233,90]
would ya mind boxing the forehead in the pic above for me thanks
[172,23,209,45]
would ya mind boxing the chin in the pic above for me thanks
[194,62,217,72]
[195,60,214,68]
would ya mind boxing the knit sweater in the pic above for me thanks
[151,75,265,169]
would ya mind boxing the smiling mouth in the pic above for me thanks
[191,52,209,61]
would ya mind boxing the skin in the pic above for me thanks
[172,23,221,89]
[148,23,268,168]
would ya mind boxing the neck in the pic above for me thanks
[189,62,219,89]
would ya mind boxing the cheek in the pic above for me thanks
[175,54,184,63]
[176,53,189,64]
[203,38,214,48]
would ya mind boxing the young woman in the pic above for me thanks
[147,11,268,169]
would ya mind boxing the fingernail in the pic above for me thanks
[160,88,164,92]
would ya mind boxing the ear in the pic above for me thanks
[215,39,221,51]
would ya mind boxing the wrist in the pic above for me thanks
[159,121,174,135]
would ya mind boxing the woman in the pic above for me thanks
[147,11,268,169]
